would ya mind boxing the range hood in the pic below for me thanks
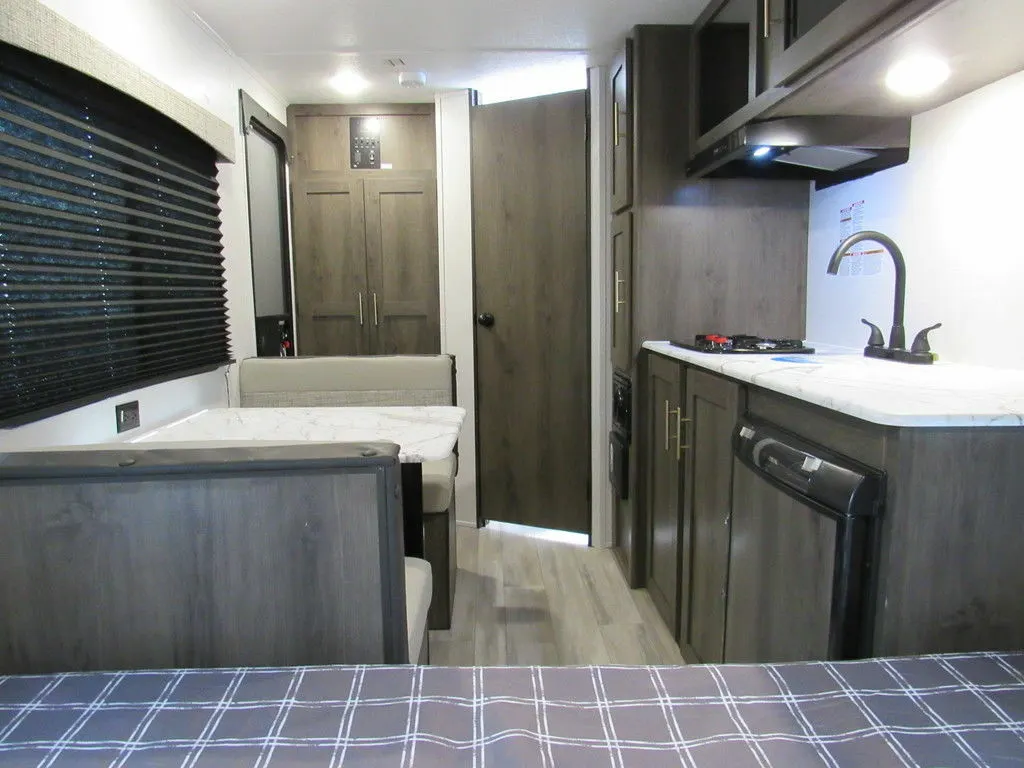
[686,116,911,189]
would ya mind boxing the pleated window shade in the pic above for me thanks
[0,42,228,428]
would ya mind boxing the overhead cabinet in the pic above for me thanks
[292,175,439,356]
[763,0,929,89]
[691,0,941,146]
[610,42,633,214]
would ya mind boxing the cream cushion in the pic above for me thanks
[405,557,432,663]
[238,355,453,408]
[422,455,456,513]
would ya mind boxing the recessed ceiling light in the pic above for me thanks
[751,146,772,159]
[329,70,369,97]
[885,55,951,97]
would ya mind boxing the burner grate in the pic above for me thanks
[670,334,815,355]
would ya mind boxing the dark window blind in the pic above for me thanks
[0,42,228,427]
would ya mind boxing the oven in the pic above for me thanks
[609,371,632,500]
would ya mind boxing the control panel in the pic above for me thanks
[350,116,382,169]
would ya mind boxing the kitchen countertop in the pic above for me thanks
[129,406,466,462]
[643,341,1024,428]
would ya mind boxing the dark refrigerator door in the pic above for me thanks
[725,459,839,663]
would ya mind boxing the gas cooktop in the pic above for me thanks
[670,334,815,355]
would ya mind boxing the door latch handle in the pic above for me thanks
[613,101,619,147]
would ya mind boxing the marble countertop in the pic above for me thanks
[643,341,1024,428]
[130,406,466,462]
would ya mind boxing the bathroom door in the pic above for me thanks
[471,89,590,535]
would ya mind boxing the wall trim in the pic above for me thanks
[589,66,613,548]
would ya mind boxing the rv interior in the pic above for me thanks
[1,0,1023,763]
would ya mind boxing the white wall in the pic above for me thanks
[0,0,288,450]
[435,90,479,526]
[807,68,1024,369]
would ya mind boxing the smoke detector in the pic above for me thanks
[398,71,427,88]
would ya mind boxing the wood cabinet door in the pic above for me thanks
[645,353,683,636]
[292,177,370,355]
[765,0,922,89]
[611,211,633,372]
[682,368,740,663]
[610,41,633,214]
[364,176,440,355]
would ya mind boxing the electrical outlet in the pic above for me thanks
[115,401,140,433]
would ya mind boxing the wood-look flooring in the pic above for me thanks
[428,523,686,666]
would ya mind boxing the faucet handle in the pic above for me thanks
[911,323,942,354]
[861,318,885,347]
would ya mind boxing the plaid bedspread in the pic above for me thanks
[1,652,1022,766]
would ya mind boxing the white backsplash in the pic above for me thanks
[806,68,1024,370]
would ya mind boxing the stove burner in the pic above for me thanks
[671,334,815,355]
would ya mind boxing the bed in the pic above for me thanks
[2,652,1021,766]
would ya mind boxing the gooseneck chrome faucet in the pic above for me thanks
[827,230,907,350]
[826,230,940,364]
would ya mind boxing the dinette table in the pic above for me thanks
[129,405,466,557]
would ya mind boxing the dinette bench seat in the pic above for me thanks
[238,354,459,630]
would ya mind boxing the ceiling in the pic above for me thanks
[177,0,705,104]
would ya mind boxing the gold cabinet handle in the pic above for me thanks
[357,292,364,326]
[613,101,619,147]
[763,0,770,38]
[670,410,692,461]
[373,292,380,326]
[614,270,626,314]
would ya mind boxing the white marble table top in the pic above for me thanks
[644,341,1024,428]
[130,406,466,463]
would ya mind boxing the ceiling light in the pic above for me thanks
[329,70,369,97]
[751,146,772,159]
[885,55,951,97]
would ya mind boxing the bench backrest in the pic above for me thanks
[0,443,408,674]
[238,355,455,408]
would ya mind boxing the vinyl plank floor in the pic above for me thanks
[428,523,686,667]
